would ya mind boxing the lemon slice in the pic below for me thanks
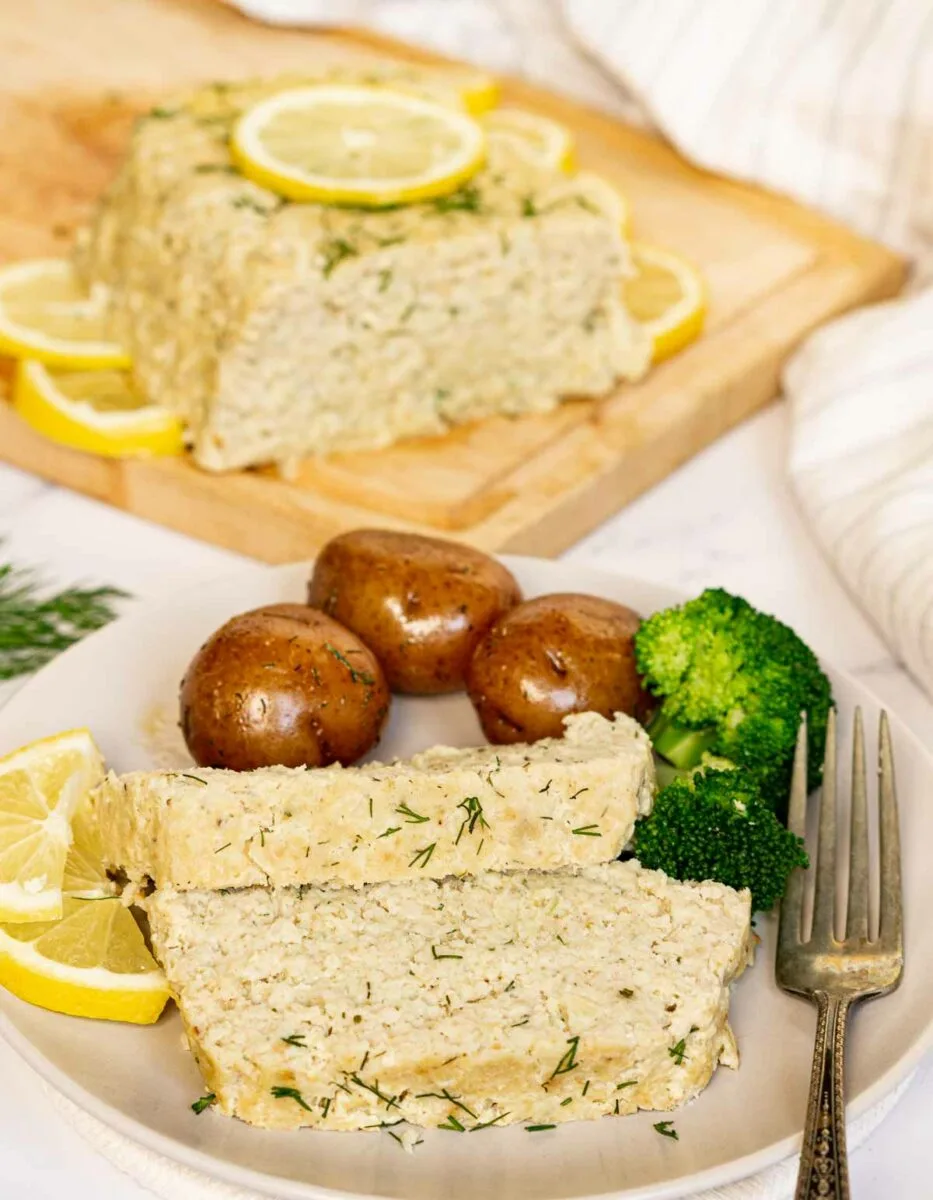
[231,85,486,207]
[458,74,500,117]
[0,897,169,1023]
[13,360,184,458]
[63,799,116,899]
[0,259,130,369]
[539,170,633,238]
[0,730,104,923]
[484,108,575,172]
[624,243,707,362]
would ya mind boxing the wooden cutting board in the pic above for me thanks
[0,0,905,563]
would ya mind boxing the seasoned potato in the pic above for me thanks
[180,603,390,770]
[466,592,649,743]
[307,529,522,694]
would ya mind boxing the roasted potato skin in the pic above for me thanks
[179,603,390,770]
[307,529,522,694]
[466,592,650,743]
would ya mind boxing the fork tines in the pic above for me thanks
[780,708,903,959]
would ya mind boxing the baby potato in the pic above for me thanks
[179,603,390,770]
[466,592,650,743]
[307,529,522,694]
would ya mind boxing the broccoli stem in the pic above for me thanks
[647,710,718,770]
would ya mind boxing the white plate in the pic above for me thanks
[0,556,930,1200]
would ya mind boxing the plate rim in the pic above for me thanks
[0,553,929,1200]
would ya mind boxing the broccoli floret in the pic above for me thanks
[633,765,808,911]
[635,588,832,813]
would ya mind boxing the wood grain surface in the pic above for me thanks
[0,0,906,562]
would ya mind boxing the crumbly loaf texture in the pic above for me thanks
[76,68,650,471]
[94,712,654,891]
[146,861,752,1131]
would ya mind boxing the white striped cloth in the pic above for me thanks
[230,0,933,700]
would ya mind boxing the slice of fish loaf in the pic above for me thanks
[95,711,655,890]
[146,860,753,1131]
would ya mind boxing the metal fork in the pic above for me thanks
[776,708,904,1200]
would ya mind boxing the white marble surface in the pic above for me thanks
[0,399,930,1198]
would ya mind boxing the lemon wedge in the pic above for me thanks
[624,243,707,362]
[0,259,130,369]
[13,360,184,458]
[484,107,575,172]
[63,798,116,900]
[0,898,169,1024]
[231,85,486,207]
[0,730,104,923]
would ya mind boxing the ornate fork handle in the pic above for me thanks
[796,991,852,1200]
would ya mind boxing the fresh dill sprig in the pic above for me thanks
[191,1093,216,1115]
[668,1038,687,1065]
[654,1120,678,1140]
[281,1033,306,1047]
[0,561,126,680]
[525,1124,556,1132]
[571,824,602,837]
[470,1111,510,1131]
[438,1113,466,1131]
[431,945,463,960]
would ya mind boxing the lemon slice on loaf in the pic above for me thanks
[231,85,486,207]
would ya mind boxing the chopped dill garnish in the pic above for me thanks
[231,195,274,215]
[180,773,207,786]
[377,268,393,292]
[409,843,436,869]
[582,1080,590,1096]
[455,796,489,845]
[616,1080,637,1090]
[471,1111,510,1131]
[550,1036,580,1078]
[569,787,590,801]
[321,238,359,279]
[619,988,634,998]
[525,1124,556,1132]
[432,945,463,960]
[377,826,401,839]
[539,780,552,793]
[668,1039,687,1065]
[194,163,236,174]
[521,195,538,217]
[504,979,516,992]
[571,824,601,837]
[510,1017,529,1027]
[321,1096,332,1119]
[191,1093,215,1115]
[395,802,429,824]
[432,184,481,213]
[654,1120,678,1140]
[368,797,374,818]
[416,1089,477,1119]
[359,1050,370,1071]
[148,105,179,119]
[348,1074,398,1110]
[560,1097,573,1107]
[271,1086,314,1112]
[213,842,231,854]
[324,641,374,684]
[438,1114,466,1131]
[280,1033,306,1047]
